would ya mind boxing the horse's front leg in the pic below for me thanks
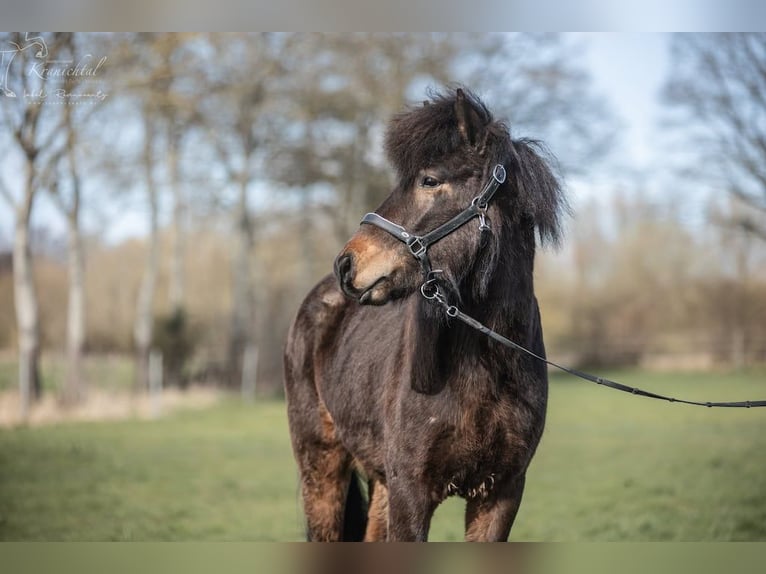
[364,480,389,541]
[386,471,437,541]
[464,475,526,542]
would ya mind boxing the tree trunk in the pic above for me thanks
[60,119,86,406]
[341,125,367,240]
[732,226,751,368]
[13,201,41,420]
[62,212,86,404]
[133,207,158,392]
[228,175,255,386]
[168,124,185,314]
[133,119,159,392]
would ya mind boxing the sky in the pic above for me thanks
[582,33,669,170]
[562,32,672,216]
[0,33,673,247]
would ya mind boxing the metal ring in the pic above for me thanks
[446,306,458,317]
[420,282,437,300]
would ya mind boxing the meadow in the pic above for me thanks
[0,370,765,541]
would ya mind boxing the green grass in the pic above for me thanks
[433,369,766,541]
[0,354,136,393]
[0,370,765,541]
[0,400,299,541]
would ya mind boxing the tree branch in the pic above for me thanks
[667,34,766,235]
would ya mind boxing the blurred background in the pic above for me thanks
[0,33,764,541]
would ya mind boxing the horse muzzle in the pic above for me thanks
[334,235,406,305]
[333,252,386,304]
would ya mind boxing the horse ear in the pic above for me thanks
[454,88,484,147]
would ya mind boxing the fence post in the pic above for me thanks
[149,349,163,418]
[241,344,258,403]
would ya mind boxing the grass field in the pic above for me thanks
[0,370,765,541]
[0,353,135,394]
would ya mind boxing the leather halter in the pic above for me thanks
[360,164,506,276]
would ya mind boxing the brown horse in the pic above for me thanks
[284,88,566,541]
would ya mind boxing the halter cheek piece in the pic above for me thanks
[360,164,507,277]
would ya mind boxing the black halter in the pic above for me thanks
[360,164,507,276]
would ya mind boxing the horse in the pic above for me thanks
[284,87,566,541]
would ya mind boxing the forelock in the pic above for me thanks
[383,89,492,185]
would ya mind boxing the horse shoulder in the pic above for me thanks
[284,275,350,395]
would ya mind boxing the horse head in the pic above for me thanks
[335,87,566,308]
[335,88,507,305]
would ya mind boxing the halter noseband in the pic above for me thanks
[360,164,507,276]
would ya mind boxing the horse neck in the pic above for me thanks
[409,221,537,395]
[465,218,536,331]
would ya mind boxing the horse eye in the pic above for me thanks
[420,176,440,188]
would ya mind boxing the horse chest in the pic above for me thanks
[398,398,533,502]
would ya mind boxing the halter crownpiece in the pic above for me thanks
[361,163,507,275]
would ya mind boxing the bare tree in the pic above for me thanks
[272,34,457,242]
[272,34,614,245]
[167,119,185,314]
[458,33,617,176]
[665,33,766,239]
[0,33,69,418]
[58,109,87,405]
[131,111,161,391]
[115,33,201,390]
[41,33,113,405]
[116,35,168,393]
[46,35,89,405]
[196,33,287,385]
[151,34,200,317]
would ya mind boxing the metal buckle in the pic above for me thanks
[478,212,490,232]
[420,275,458,318]
[420,270,443,300]
[470,197,490,231]
[492,164,506,184]
[420,282,437,299]
[406,236,427,259]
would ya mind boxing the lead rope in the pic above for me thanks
[420,279,766,409]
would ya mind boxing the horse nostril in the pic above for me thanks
[335,253,354,288]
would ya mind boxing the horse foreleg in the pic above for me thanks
[386,475,436,541]
[289,399,354,542]
[363,480,389,541]
[298,441,352,542]
[464,475,526,542]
